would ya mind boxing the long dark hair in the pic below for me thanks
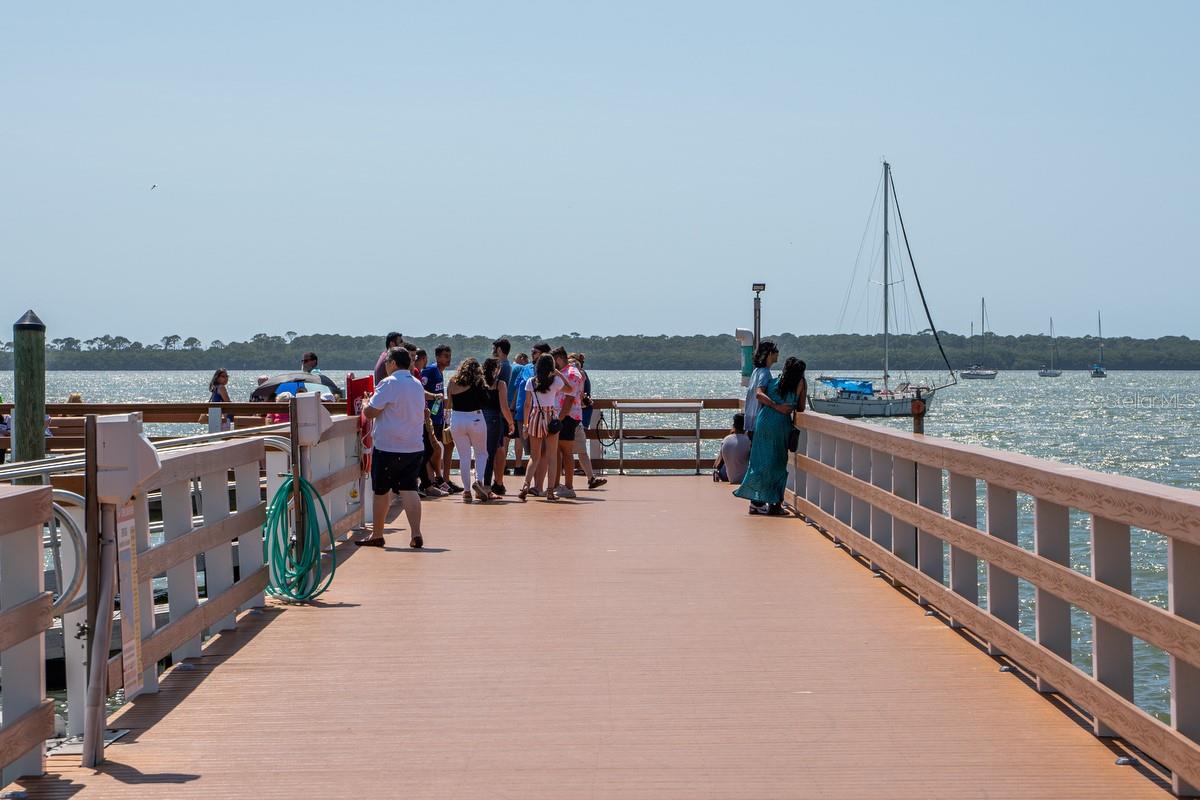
[208,368,227,394]
[453,357,484,388]
[752,340,778,368]
[482,357,500,387]
[533,353,555,393]
[777,357,806,400]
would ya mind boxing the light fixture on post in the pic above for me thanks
[751,283,766,351]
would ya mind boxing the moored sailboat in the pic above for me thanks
[1038,316,1062,377]
[1091,311,1107,377]
[810,161,956,418]
[960,298,998,379]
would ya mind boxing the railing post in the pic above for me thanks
[818,431,836,518]
[12,310,46,467]
[1091,515,1133,738]
[916,464,944,601]
[162,480,201,661]
[130,491,158,695]
[1170,537,1200,796]
[1034,499,1071,693]
[834,438,852,523]
[0,503,48,783]
[60,502,89,736]
[804,430,821,508]
[850,443,872,541]
[870,448,893,553]
[891,457,916,566]
[985,483,1019,655]
[200,470,235,632]
[948,472,979,627]
[791,427,806,499]
[234,461,265,610]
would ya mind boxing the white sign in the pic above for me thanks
[115,501,144,696]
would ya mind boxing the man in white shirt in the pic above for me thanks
[358,347,427,549]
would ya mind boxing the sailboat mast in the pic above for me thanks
[882,161,890,389]
[1098,310,1104,366]
[980,298,986,363]
[1050,316,1056,370]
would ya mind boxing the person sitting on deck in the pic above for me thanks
[735,358,806,515]
[357,347,426,549]
[713,412,751,484]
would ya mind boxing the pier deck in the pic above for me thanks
[10,477,1168,798]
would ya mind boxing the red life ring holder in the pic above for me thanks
[911,398,926,416]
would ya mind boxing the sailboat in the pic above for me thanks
[961,298,998,379]
[810,161,956,418]
[1091,311,1107,377]
[1038,317,1062,377]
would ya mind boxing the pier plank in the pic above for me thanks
[12,478,1170,799]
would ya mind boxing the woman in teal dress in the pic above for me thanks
[734,357,806,515]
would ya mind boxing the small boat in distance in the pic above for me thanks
[1038,316,1062,377]
[810,161,956,418]
[1091,310,1107,378]
[960,298,998,379]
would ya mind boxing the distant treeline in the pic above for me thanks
[1,331,1199,371]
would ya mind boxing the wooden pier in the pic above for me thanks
[0,474,1179,798]
[2,402,1200,797]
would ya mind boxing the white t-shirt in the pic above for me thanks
[368,372,426,453]
[525,375,567,414]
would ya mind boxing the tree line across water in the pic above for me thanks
[2,331,1199,371]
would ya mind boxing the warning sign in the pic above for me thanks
[115,501,144,696]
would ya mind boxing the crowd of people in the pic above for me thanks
[197,336,804,550]
[355,336,606,548]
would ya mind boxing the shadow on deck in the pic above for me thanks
[11,477,1171,799]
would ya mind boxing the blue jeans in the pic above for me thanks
[482,408,507,485]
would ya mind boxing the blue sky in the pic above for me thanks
[2,2,1196,343]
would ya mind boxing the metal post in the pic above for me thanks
[752,292,762,352]
[288,397,308,590]
[81,503,117,767]
[13,309,46,473]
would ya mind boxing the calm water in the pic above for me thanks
[5,368,1198,722]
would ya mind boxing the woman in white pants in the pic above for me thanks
[447,358,492,502]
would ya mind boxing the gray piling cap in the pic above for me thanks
[14,310,45,331]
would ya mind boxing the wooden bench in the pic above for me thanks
[0,416,87,460]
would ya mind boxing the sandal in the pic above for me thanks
[409,536,423,549]
[518,486,529,502]
[588,477,608,489]
[545,489,559,502]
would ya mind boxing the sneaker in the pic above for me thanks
[425,485,447,498]
[556,487,577,499]
[490,482,507,496]
[587,477,607,489]
[749,503,768,515]
[574,468,586,476]
[766,503,788,516]
[417,487,428,498]
[462,492,473,503]
[438,481,452,493]
[445,482,465,494]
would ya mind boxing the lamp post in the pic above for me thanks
[751,283,766,351]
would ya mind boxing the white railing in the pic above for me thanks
[788,412,1200,795]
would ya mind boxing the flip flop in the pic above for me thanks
[354,537,385,547]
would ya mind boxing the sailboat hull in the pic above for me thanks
[1038,370,1062,377]
[960,370,998,380]
[809,393,934,418]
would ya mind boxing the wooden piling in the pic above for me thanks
[13,310,46,477]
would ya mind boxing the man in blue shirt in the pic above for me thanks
[422,344,463,493]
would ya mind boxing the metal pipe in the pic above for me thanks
[81,503,117,767]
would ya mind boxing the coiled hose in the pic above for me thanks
[263,475,337,601]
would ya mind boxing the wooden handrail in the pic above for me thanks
[789,411,1200,791]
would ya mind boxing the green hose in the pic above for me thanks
[263,475,337,601]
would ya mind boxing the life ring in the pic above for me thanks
[911,398,926,416]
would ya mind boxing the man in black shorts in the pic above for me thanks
[358,347,426,548]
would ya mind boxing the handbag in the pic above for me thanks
[787,427,800,453]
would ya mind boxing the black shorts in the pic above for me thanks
[371,449,422,494]
[433,420,445,440]
[559,416,580,441]
[511,418,522,439]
